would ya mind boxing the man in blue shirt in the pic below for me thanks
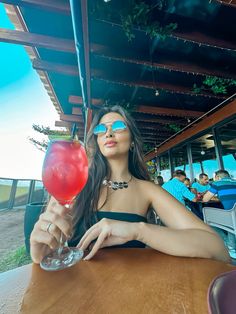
[163,170,197,206]
[203,169,236,210]
[192,173,211,194]
[203,169,236,258]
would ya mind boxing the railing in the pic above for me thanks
[0,177,48,210]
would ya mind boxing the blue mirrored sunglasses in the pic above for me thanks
[93,120,127,135]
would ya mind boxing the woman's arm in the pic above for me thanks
[79,182,230,263]
[143,182,230,262]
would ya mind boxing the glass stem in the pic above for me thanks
[57,232,69,255]
[57,203,71,256]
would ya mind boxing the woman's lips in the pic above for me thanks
[105,141,117,148]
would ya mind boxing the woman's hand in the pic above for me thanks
[30,197,73,263]
[78,218,139,260]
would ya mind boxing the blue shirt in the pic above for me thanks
[192,182,211,193]
[162,178,196,205]
[209,178,236,210]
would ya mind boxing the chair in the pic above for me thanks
[207,270,236,314]
[24,202,46,253]
[202,203,236,238]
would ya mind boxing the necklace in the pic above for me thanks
[102,176,132,190]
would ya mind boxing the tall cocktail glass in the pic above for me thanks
[40,139,88,271]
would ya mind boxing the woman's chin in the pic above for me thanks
[103,150,129,159]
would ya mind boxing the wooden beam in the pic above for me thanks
[55,121,84,131]
[214,0,236,7]
[0,28,75,52]
[33,59,227,110]
[136,122,171,129]
[135,106,204,118]
[30,40,236,80]
[94,19,236,52]
[70,96,103,106]
[97,77,226,99]
[140,131,174,136]
[1,0,70,13]
[145,99,236,160]
[143,136,168,141]
[71,97,206,118]
[60,114,84,123]
[172,30,236,52]
[134,117,187,125]
[136,118,186,126]
[32,58,227,102]
[33,59,79,76]
[91,44,236,80]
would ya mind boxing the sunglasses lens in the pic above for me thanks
[93,124,107,135]
[112,120,127,132]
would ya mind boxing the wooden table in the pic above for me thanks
[0,248,235,314]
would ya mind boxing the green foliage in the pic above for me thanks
[29,124,70,152]
[193,76,236,95]
[169,124,181,132]
[143,143,153,152]
[0,246,32,273]
[31,124,69,136]
[89,0,177,42]
[121,1,177,41]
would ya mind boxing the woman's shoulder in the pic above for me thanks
[133,178,162,192]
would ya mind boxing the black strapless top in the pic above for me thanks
[69,211,147,248]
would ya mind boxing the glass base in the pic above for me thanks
[40,247,84,271]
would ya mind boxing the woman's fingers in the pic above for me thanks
[40,212,72,238]
[78,224,98,248]
[30,229,58,250]
[83,231,108,260]
[78,227,100,251]
[48,199,69,217]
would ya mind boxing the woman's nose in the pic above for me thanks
[105,126,113,137]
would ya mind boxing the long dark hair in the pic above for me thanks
[70,105,149,243]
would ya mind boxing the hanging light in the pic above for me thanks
[200,150,205,155]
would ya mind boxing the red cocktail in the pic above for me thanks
[40,139,88,271]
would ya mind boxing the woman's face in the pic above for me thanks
[95,112,132,159]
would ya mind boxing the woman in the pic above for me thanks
[30,106,230,263]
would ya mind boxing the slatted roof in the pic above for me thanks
[1,0,236,157]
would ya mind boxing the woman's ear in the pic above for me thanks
[129,142,135,151]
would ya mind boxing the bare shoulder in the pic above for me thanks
[133,178,163,195]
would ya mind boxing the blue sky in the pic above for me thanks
[0,4,59,179]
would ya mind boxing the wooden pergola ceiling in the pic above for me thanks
[1,0,236,154]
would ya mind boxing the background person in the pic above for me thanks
[155,175,164,186]
[203,169,236,258]
[162,170,197,206]
[203,170,236,210]
[184,178,191,189]
[192,173,211,195]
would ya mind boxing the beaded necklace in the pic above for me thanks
[102,176,132,191]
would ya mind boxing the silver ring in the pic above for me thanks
[46,222,53,234]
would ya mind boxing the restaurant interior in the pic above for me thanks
[0,0,236,312]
